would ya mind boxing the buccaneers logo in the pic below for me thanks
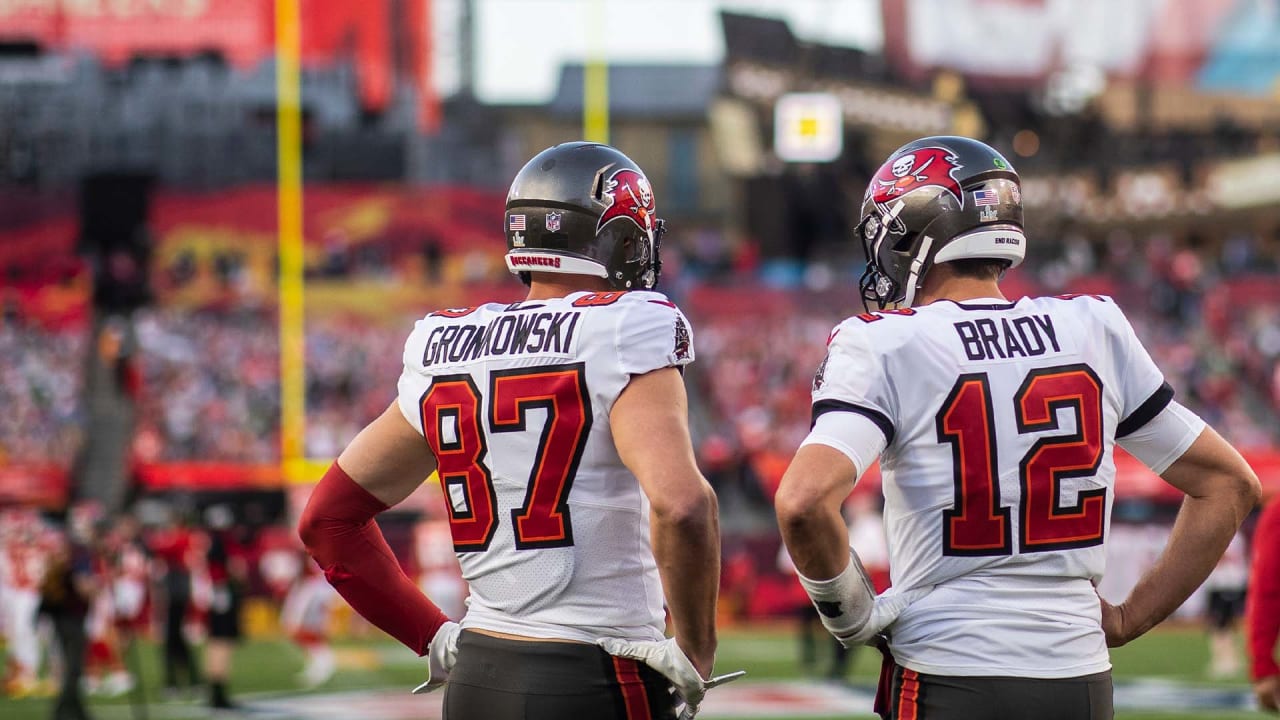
[869,147,965,208]
[673,314,691,361]
[597,168,656,234]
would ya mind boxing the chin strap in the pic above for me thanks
[900,235,934,309]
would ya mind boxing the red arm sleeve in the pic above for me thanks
[1247,499,1280,681]
[298,463,449,656]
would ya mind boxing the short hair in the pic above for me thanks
[941,258,1009,281]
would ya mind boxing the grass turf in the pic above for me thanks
[0,624,1257,719]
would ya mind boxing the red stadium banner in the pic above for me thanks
[0,464,70,508]
[134,462,283,492]
[0,0,436,118]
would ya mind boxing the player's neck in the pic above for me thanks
[914,276,1006,307]
[525,275,613,301]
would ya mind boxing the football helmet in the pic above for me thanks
[504,142,665,290]
[856,136,1025,310]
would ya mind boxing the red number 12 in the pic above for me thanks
[937,364,1106,556]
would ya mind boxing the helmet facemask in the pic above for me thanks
[599,216,664,290]
[856,199,921,311]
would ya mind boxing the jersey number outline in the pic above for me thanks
[937,364,1106,557]
[419,363,592,552]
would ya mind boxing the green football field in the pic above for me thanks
[0,624,1259,719]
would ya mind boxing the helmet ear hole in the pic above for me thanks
[622,234,649,263]
[591,169,606,201]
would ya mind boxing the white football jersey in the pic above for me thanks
[814,294,1176,678]
[397,290,694,644]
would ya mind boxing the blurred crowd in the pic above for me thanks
[5,231,1280,496]
[1037,228,1280,450]
[130,310,404,464]
[687,229,1280,505]
[0,323,84,468]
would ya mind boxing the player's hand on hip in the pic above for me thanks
[799,548,931,648]
[1255,674,1279,712]
[843,585,933,647]
[1096,595,1130,648]
[597,636,746,718]
[411,621,461,695]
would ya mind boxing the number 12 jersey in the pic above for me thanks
[814,294,1197,678]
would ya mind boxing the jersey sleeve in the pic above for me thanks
[799,410,888,479]
[615,296,696,376]
[395,318,431,434]
[1099,300,1173,438]
[1116,401,1205,474]
[810,322,896,444]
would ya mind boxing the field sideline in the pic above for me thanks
[0,624,1259,719]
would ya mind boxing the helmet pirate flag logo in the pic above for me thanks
[870,147,965,208]
[597,168,656,235]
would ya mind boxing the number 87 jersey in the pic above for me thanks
[395,290,694,645]
[813,294,1200,678]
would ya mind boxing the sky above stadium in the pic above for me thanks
[432,0,883,103]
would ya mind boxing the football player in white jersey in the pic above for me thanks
[774,136,1261,719]
[300,142,738,719]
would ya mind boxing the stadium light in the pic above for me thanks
[774,92,843,163]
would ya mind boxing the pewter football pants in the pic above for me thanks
[886,664,1113,720]
[443,630,677,720]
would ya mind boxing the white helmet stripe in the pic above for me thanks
[933,228,1026,268]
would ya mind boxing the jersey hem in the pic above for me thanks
[461,613,665,645]
[895,656,1112,679]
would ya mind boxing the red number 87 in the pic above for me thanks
[419,363,592,552]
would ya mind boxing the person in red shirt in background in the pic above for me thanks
[148,513,201,696]
[1248,495,1280,712]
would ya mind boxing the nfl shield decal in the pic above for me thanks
[545,211,562,233]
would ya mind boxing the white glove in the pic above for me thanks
[597,637,745,719]
[411,621,461,695]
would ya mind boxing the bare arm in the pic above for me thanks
[611,368,720,678]
[336,402,438,505]
[774,444,858,580]
[1102,426,1261,646]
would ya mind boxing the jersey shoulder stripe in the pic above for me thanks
[1116,381,1175,438]
[811,399,895,444]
